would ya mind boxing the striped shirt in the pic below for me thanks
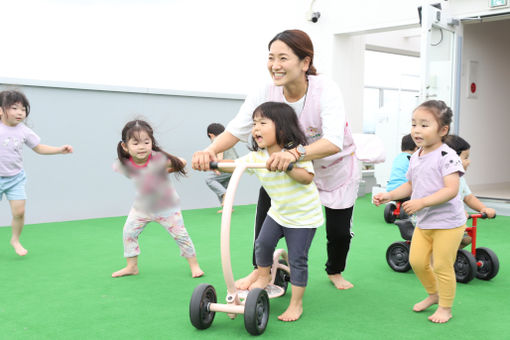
[237,150,324,228]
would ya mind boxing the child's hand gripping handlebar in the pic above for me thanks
[468,212,496,219]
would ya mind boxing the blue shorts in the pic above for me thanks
[0,170,27,201]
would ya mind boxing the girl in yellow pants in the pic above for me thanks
[374,100,467,323]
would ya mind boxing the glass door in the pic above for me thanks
[420,4,462,133]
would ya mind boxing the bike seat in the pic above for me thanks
[395,219,414,241]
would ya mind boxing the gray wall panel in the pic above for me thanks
[0,84,260,226]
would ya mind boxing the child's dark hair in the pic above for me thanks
[117,119,186,176]
[401,134,416,152]
[414,100,453,141]
[0,90,31,118]
[249,102,307,151]
[207,123,225,137]
[444,135,470,156]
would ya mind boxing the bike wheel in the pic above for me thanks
[455,249,477,283]
[274,259,290,295]
[475,247,499,280]
[386,241,411,272]
[384,203,397,223]
[244,288,269,336]
[189,283,217,330]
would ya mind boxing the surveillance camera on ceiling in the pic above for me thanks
[308,11,321,23]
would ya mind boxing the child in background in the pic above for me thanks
[204,123,238,213]
[217,102,323,322]
[0,90,73,256]
[373,100,466,324]
[387,134,417,192]
[444,134,496,247]
[112,119,203,278]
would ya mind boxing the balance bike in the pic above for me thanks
[454,213,499,283]
[386,213,499,284]
[189,162,291,336]
[384,200,409,224]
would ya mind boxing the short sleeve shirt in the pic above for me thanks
[387,152,412,192]
[113,152,180,212]
[236,150,324,228]
[459,176,471,201]
[407,143,467,229]
[0,122,40,176]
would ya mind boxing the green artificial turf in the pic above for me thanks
[1,194,509,339]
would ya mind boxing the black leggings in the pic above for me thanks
[253,187,354,274]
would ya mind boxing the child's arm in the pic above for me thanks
[464,194,496,218]
[402,172,459,215]
[33,144,73,155]
[373,182,412,206]
[287,166,314,185]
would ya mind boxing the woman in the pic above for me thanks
[192,29,360,299]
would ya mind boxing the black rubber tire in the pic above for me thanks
[189,283,217,330]
[274,259,290,295]
[386,241,411,272]
[384,203,397,223]
[475,247,500,280]
[398,208,409,220]
[244,288,269,336]
[455,249,477,283]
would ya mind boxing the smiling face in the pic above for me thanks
[122,130,153,165]
[252,112,278,152]
[411,108,449,154]
[0,102,27,127]
[267,40,310,88]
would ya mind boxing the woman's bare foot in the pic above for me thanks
[10,239,28,256]
[235,270,258,290]
[428,306,452,323]
[278,304,303,322]
[112,266,139,278]
[249,274,272,290]
[187,257,204,278]
[413,294,439,312]
[328,274,354,290]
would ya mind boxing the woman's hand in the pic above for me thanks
[266,150,297,172]
[402,199,425,215]
[192,149,217,171]
[373,192,391,206]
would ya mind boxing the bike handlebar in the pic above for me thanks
[210,161,294,171]
[468,212,496,219]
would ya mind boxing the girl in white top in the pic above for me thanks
[0,90,73,256]
[217,102,323,322]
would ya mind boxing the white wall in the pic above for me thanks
[459,19,510,185]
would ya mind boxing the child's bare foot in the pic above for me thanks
[187,257,204,278]
[328,274,354,290]
[428,306,452,323]
[112,266,139,278]
[235,270,258,290]
[278,302,303,322]
[10,240,28,256]
[249,274,272,290]
[413,294,439,312]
